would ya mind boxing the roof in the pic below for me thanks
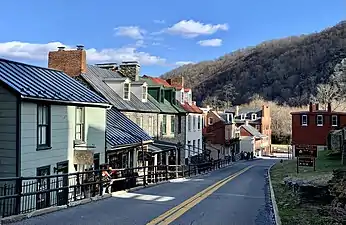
[290,110,346,115]
[143,75,172,87]
[0,58,110,107]
[81,65,159,112]
[240,124,265,138]
[106,108,153,147]
[181,102,203,114]
[148,95,178,114]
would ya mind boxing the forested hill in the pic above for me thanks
[162,21,346,107]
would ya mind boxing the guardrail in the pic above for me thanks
[0,159,233,218]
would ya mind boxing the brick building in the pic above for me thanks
[291,103,346,152]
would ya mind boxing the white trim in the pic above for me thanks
[317,115,323,126]
[251,113,257,120]
[332,115,338,127]
[21,96,112,108]
[241,114,246,120]
[301,114,308,126]
[123,82,131,100]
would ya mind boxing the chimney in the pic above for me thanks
[48,45,87,77]
[168,76,184,88]
[316,103,319,111]
[95,63,118,71]
[119,61,140,81]
[328,102,332,112]
[309,102,317,112]
[235,106,239,116]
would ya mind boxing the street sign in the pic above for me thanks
[295,145,317,158]
[298,157,314,167]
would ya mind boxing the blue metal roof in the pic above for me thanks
[0,58,110,107]
[106,108,153,147]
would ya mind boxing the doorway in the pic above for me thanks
[56,161,69,206]
[36,165,51,210]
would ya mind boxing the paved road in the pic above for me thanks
[11,159,277,225]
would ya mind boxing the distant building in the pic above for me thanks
[291,102,346,153]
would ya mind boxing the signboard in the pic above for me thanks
[295,145,317,158]
[298,157,314,167]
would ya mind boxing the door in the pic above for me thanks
[56,161,69,206]
[36,166,51,210]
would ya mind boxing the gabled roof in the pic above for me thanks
[0,58,110,107]
[181,102,202,114]
[106,108,153,147]
[81,65,159,112]
[240,124,265,138]
[143,75,172,87]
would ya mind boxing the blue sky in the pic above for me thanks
[0,0,345,76]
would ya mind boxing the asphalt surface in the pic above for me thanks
[11,159,277,225]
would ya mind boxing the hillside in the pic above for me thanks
[162,21,346,107]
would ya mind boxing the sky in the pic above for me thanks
[0,0,345,76]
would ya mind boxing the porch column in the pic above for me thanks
[165,152,169,165]
[133,148,138,167]
[128,151,131,168]
[154,154,158,166]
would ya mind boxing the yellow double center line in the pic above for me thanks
[147,165,254,225]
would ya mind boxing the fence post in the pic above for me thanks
[15,177,22,215]
[165,165,168,181]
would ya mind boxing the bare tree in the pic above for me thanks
[222,83,237,109]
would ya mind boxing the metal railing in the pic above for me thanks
[0,159,233,218]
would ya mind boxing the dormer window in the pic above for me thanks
[241,114,246,120]
[251,113,257,120]
[123,82,130,100]
[142,86,148,101]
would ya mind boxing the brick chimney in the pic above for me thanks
[262,105,270,118]
[119,61,140,81]
[167,76,184,88]
[48,45,87,77]
[309,102,317,112]
[328,102,332,112]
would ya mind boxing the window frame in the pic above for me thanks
[162,115,167,134]
[142,86,148,101]
[332,115,338,127]
[123,82,130,100]
[37,104,51,150]
[171,115,175,133]
[317,115,323,126]
[301,115,308,126]
[75,107,86,142]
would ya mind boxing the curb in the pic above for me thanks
[0,161,238,224]
[268,163,281,225]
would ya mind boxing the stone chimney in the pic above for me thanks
[48,45,87,77]
[95,63,118,71]
[167,76,184,88]
[119,61,140,81]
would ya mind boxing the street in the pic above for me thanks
[10,159,276,225]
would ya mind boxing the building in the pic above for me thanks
[48,46,183,167]
[291,102,346,153]
[204,111,239,160]
[224,105,271,154]
[0,57,112,178]
[165,77,204,164]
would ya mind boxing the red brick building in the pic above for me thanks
[291,103,346,151]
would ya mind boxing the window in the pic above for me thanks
[193,116,196,130]
[197,116,201,130]
[251,113,257,120]
[332,115,338,127]
[148,116,154,136]
[123,83,130,100]
[37,105,51,149]
[75,107,85,141]
[240,114,246,120]
[208,117,213,125]
[317,115,323,126]
[178,115,182,134]
[162,115,167,134]
[188,140,191,157]
[197,139,200,152]
[136,117,143,128]
[171,116,175,133]
[193,140,196,154]
[301,115,308,126]
[188,115,192,131]
[142,86,148,101]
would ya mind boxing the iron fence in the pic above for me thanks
[0,159,232,218]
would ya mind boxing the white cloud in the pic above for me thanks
[153,20,165,24]
[165,20,228,38]
[197,38,223,47]
[0,41,166,66]
[114,26,146,39]
[175,61,194,66]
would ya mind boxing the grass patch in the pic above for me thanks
[270,150,346,225]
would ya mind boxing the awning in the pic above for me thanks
[148,142,178,153]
